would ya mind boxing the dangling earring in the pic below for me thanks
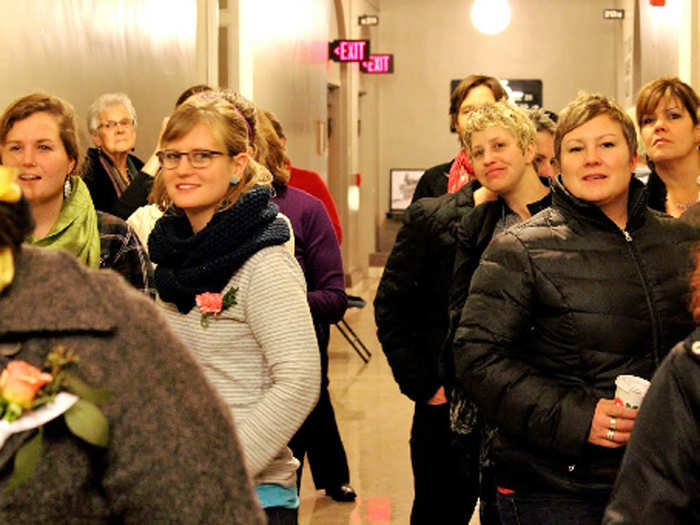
[230,175,239,185]
[63,176,72,199]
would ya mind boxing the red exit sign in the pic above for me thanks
[360,54,394,74]
[329,39,370,62]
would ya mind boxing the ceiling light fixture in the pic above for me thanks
[471,0,511,35]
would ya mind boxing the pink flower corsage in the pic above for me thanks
[195,288,238,327]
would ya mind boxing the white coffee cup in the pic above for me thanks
[614,375,650,409]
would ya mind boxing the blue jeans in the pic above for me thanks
[265,507,297,525]
[496,490,607,525]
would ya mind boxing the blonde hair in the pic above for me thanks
[528,106,557,135]
[555,92,637,161]
[151,91,272,212]
[461,101,536,158]
[256,109,290,186]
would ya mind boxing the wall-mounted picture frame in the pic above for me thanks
[389,168,425,214]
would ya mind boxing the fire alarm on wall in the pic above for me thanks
[650,0,665,5]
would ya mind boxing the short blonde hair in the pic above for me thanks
[461,101,536,158]
[152,91,272,212]
[555,92,637,161]
[528,106,557,135]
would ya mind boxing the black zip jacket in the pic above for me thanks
[442,185,552,388]
[375,181,477,402]
[453,175,700,494]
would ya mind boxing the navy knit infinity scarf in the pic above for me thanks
[149,185,290,313]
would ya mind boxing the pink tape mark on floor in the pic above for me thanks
[350,497,391,523]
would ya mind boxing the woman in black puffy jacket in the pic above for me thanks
[452,92,700,525]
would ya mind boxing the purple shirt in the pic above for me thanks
[273,185,347,323]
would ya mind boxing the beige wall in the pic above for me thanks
[6,0,698,279]
[348,0,381,282]
[0,0,203,163]
[637,0,681,84]
[224,0,376,281]
[240,0,331,179]
[374,0,622,239]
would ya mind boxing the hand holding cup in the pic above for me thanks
[588,398,638,448]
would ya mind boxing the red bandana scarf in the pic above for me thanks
[447,149,475,193]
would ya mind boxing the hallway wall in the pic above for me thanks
[234,0,331,180]
[0,0,203,162]
[374,0,621,250]
[227,0,379,282]
[0,0,697,279]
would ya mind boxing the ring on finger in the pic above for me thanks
[610,418,617,431]
[607,429,615,441]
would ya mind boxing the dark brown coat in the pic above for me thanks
[0,246,265,524]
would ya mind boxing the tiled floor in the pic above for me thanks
[298,269,480,525]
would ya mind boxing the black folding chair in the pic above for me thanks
[334,295,372,363]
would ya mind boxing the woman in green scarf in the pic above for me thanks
[0,93,153,296]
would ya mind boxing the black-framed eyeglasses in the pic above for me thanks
[98,118,134,131]
[157,149,228,169]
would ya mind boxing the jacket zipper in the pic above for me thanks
[622,229,661,366]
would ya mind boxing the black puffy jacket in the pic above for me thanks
[453,175,700,494]
[442,188,551,391]
[374,181,477,402]
[603,328,700,524]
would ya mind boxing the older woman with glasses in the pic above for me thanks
[82,93,154,219]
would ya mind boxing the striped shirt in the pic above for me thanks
[157,245,320,486]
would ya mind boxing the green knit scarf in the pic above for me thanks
[28,176,101,268]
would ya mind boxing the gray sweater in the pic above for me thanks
[0,246,265,524]
[158,245,321,487]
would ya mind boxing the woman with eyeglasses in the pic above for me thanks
[0,93,153,296]
[147,92,319,524]
[82,93,156,219]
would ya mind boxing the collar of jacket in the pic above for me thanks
[551,174,648,232]
[0,245,117,336]
[465,179,552,248]
[519,176,552,216]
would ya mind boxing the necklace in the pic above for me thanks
[667,175,700,211]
